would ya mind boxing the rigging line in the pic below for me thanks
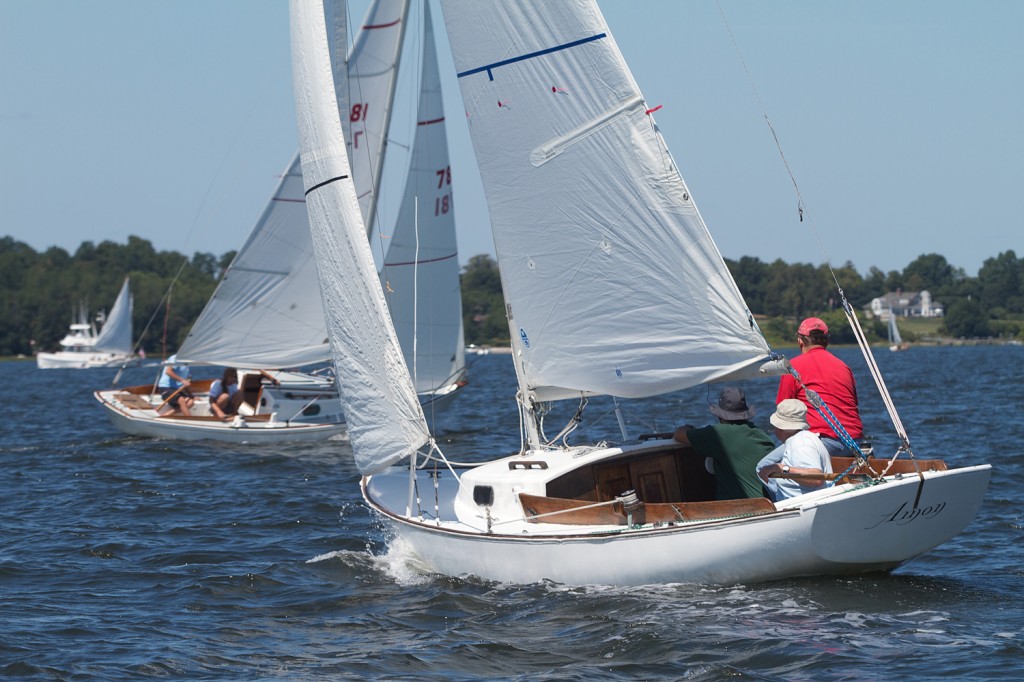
[412,196,420,392]
[422,438,471,496]
[714,0,840,287]
[177,97,263,258]
[842,298,912,447]
[116,98,260,386]
[137,258,184,354]
[716,1,916,458]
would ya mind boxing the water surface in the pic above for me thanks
[2,346,1021,679]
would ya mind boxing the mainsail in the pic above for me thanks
[175,155,330,368]
[440,0,774,403]
[291,0,429,473]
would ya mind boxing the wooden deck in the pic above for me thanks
[519,493,776,526]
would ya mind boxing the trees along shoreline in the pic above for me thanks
[2,237,1021,357]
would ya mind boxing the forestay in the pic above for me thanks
[291,0,429,473]
[94,277,133,355]
[379,1,465,395]
[440,0,774,403]
[175,155,330,368]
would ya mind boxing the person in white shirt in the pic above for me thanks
[757,399,833,501]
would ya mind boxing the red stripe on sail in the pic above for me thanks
[363,18,401,29]
[384,252,457,267]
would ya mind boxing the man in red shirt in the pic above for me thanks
[776,317,863,456]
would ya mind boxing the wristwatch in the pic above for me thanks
[782,464,790,474]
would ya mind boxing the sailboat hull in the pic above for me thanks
[93,372,348,443]
[37,351,139,369]
[94,388,347,443]
[95,372,464,443]
[363,460,990,586]
[97,408,345,442]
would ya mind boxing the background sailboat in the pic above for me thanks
[95,0,465,442]
[369,0,466,413]
[37,277,138,369]
[293,0,990,585]
[888,308,909,352]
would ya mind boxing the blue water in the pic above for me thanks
[2,345,1021,680]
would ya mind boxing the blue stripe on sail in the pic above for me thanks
[457,33,607,81]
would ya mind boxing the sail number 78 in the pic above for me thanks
[435,166,452,215]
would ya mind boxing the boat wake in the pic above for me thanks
[306,539,436,586]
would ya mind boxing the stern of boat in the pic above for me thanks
[800,465,991,566]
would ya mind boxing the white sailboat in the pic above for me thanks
[94,151,348,441]
[888,308,909,352]
[295,0,989,585]
[95,0,465,442]
[38,277,139,369]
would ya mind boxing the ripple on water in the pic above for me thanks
[0,350,1021,680]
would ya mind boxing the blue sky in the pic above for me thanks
[1,1,1021,277]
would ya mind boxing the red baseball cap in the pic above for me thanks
[798,317,829,335]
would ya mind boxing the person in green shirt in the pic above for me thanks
[673,386,775,500]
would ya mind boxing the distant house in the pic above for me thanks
[867,290,944,319]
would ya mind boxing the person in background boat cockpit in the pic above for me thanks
[157,354,194,417]
[209,367,241,419]
[777,317,863,456]
[673,386,775,500]
[757,399,832,501]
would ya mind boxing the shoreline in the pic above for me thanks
[5,338,1019,364]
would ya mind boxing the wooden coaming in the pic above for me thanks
[831,456,947,484]
[519,492,776,526]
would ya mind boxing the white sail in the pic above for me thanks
[380,1,466,394]
[176,0,426,376]
[291,0,429,473]
[93,277,133,354]
[440,0,773,403]
[344,0,410,237]
[888,311,903,345]
[175,154,331,368]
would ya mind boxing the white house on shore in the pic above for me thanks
[867,290,944,320]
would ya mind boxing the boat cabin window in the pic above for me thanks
[473,486,494,506]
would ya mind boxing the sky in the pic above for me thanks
[1,0,1022,276]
